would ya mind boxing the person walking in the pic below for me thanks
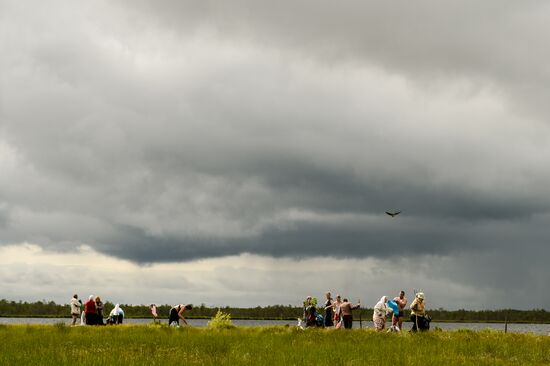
[150,304,158,323]
[373,296,389,331]
[392,290,407,331]
[410,292,429,331]
[339,298,360,329]
[70,294,82,326]
[333,294,343,328]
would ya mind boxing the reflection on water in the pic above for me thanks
[1,317,549,335]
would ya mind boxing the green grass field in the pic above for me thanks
[1,324,549,365]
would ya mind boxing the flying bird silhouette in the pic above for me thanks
[385,211,401,217]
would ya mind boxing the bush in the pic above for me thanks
[207,309,235,329]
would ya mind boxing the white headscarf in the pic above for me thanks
[114,304,120,315]
[88,295,94,301]
[374,296,388,316]
[374,296,388,309]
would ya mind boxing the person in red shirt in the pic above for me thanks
[84,295,97,325]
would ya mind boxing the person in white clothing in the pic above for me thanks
[70,294,82,326]
[108,304,125,325]
[372,296,389,331]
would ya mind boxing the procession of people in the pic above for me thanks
[301,290,430,332]
[69,290,430,331]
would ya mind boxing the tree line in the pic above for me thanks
[1,299,549,323]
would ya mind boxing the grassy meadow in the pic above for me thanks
[1,324,549,365]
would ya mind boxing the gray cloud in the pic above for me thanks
[123,0,550,114]
[1,0,550,307]
[0,203,9,228]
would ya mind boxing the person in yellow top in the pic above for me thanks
[410,292,430,331]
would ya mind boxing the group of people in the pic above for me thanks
[322,293,361,329]
[374,290,430,332]
[70,294,125,326]
[70,295,192,327]
[302,293,361,329]
[70,290,429,331]
[304,290,430,332]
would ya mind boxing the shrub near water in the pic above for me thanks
[208,309,235,329]
[1,325,550,365]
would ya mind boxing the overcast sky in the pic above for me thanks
[1,0,550,310]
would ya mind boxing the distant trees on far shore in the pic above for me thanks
[1,299,548,323]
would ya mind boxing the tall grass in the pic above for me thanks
[0,325,549,365]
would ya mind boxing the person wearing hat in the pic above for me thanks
[410,292,429,331]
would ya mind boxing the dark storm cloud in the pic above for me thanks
[253,158,547,221]
[90,220,454,263]
[1,0,550,272]
[95,195,546,264]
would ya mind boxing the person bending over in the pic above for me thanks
[169,304,193,326]
[108,304,125,325]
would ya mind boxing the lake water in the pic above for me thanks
[1,318,549,334]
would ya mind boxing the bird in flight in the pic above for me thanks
[385,211,401,217]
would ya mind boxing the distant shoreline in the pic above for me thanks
[1,314,549,324]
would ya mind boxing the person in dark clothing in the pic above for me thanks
[324,292,334,327]
[169,304,193,326]
[95,296,105,325]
